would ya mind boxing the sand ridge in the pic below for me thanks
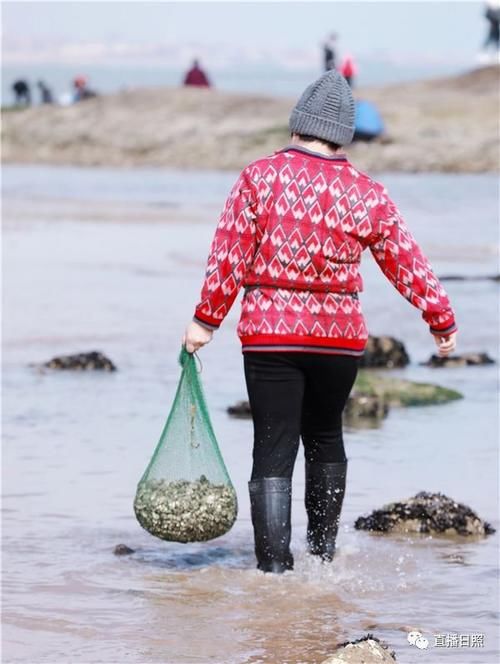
[2,66,498,173]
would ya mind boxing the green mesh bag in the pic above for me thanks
[134,347,238,543]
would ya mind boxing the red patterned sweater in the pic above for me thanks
[193,146,457,355]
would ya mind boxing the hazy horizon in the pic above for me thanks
[2,1,492,103]
[2,1,486,69]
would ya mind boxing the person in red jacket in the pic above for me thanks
[182,70,457,574]
[339,53,358,87]
[183,59,211,88]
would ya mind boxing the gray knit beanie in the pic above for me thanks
[289,70,355,146]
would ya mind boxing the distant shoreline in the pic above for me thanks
[2,66,498,174]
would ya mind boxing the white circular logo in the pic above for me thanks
[407,631,422,645]
[415,636,429,650]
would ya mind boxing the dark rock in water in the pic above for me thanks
[421,353,495,368]
[438,274,500,282]
[227,400,252,418]
[113,544,135,556]
[321,634,397,663]
[355,492,495,536]
[39,351,117,371]
[359,336,410,369]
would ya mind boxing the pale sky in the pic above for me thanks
[2,1,486,65]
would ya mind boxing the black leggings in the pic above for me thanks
[243,352,359,480]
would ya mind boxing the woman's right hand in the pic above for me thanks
[433,331,457,357]
[182,321,214,354]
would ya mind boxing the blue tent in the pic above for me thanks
[354,100,384,141]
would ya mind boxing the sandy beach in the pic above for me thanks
[2,66,499,173]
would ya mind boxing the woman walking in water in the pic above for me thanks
[183,71,457,574]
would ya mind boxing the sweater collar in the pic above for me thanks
[278,144,348,162]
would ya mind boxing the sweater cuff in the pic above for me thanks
[429,320,458,337]
[193,311,221,330]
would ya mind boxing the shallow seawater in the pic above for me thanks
[2,165,499,663]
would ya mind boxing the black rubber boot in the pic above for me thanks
[305,461,347,562]
[248,477,294,573]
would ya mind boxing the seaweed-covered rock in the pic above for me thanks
[359,336,410,369]
[355,492,495,536]
[36,351,117,371]
[354,371,463,406]
[421,353,495,368]
[227,372,462,425]
[321,634,397,663]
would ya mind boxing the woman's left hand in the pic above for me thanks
[182,321,214,354]
[433,331,457,358]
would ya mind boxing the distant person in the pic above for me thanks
[183,59,211,88]
[339,54,358,87]
[73,75,97,102]
[323,33,337,71]
[37,80,54,104]
[483,1,500,53]
[11,79,31,106]
[353,99,385,142]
